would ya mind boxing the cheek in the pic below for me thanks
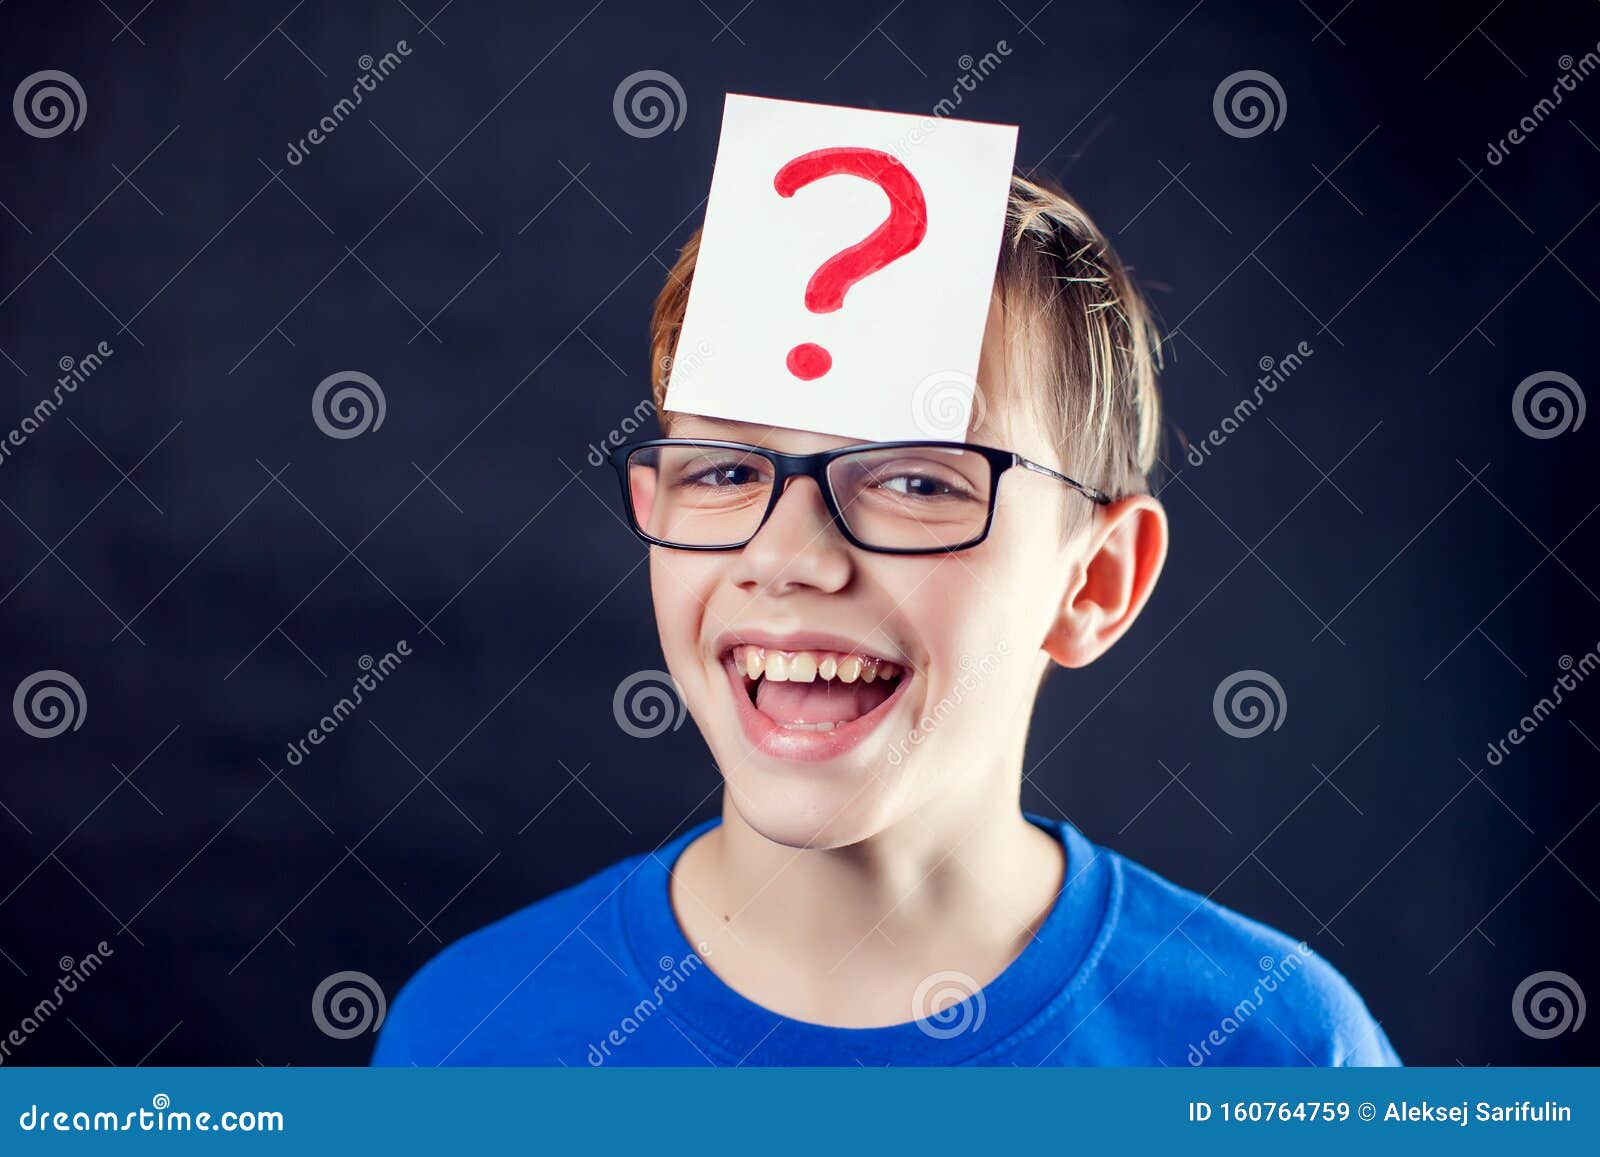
[648,551,727,674]
[648,551,700,638]
[917,505,1067,667]
[987,490,1074,605]
[894,556,1037,750]
[900,551,1022,662]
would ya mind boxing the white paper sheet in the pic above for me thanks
[664,94,1018,443]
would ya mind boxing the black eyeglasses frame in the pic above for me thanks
[606,437,1111,556]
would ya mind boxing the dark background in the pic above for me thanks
[0,0,1595,1066]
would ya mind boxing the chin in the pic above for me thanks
[721,774,909,850]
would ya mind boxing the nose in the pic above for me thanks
[733,476,852,595]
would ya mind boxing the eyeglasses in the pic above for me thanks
[607,438,1110,555]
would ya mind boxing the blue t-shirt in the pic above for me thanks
[371,815,1400,1066]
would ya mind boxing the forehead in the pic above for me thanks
[663,414,859,453]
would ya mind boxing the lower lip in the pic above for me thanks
[721,656,912,763]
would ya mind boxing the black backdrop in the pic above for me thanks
[0,0,1595,1066]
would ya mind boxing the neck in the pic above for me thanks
[669,750,1065,1027]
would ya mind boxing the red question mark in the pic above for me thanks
[773,147,928,381]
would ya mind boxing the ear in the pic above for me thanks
[1043,494,1169,669]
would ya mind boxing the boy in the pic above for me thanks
[371,174,1399,1067]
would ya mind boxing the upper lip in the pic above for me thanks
[711,627,909,668]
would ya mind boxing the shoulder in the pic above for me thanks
[1092,844,1400,1067]
[371,851,647,1066]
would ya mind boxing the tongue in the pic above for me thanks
[755,677,893,725]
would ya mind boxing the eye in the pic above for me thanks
[679,458,769,488]
[876,472,961,498]
[861,460,981,501]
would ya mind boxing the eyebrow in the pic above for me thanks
[675,421,783,445]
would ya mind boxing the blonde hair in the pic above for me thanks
[649,172,1163,499]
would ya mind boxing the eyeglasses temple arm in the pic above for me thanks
[1017,456,1113,505]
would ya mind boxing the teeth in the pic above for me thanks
[730,645,901,687]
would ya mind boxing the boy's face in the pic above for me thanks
[648,313,1107,850]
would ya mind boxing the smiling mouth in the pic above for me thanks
[725,644,906,731]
